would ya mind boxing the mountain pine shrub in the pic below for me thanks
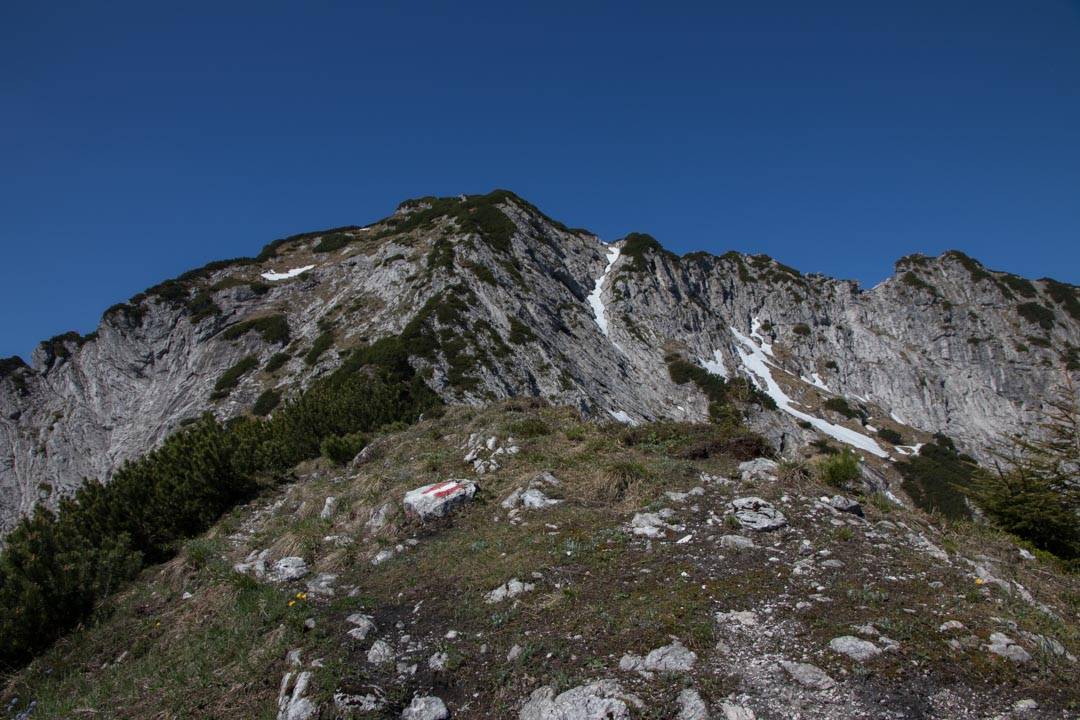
[0,325,441,669]
[975,378,1080,562]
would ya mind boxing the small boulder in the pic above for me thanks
[779,660,836,690]
[729,497,786,532]
[485,578,535,604]
[346,613,375,641]
[676,688,710,720]
[829,636,881,662]
[519,680,641,720]
[270,556,309,582]
[986,633,1031,663]
[718,535,756,550]
[401,695,449,720]
[404,480,477,521]
[739,458,779,483]
[826,495,863,517]
[621,639,697,675]
[367,639,395,665]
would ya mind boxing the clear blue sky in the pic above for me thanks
[2,2,1079,360]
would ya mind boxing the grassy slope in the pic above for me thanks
[4,402,1078,718]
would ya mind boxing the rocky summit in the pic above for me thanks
[0,191,1077,718]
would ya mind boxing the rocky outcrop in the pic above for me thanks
[1,191,1077,533]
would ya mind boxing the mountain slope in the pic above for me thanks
[1,190,1078,533]
[4,403,1077,718]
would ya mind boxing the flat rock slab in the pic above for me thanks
[739,457,779,482]
[829,635,881,662]
[730,497,787,532]
[519,680,641,720]
[780,660,836,690]
[620,639,697,675]
[404,480,477,521]
[676,688,709,720]
[987,633,1032,663]
[718,534,756,550]
[270,556,309,582]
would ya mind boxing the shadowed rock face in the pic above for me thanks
[1,191,1077,534]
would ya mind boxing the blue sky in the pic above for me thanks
[2,2,1079,360]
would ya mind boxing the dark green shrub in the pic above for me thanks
[220,315,289,345]
[265,352,290,372]
[507,417,549,438]
[0,313,444,670]
[1017,302,1055,330]
[186,291,220,322]
[943,250,992,282]
[305,331,334,366]
[311,232,351,253]
[1041,278,1080,322]
[792,323,811,337]
[816,449,860,488]
[896,436,976,520]
[823,397,860,420]
[211,356,259,399]
[876,427,904,445]
[466,261,497,286]
[620,233,676,274]
[320,432,367,465]
[999,274,1037,298]
[508,317,536,345]
[252,388,281,416]
[901,272,937,295]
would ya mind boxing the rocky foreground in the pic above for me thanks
[4,402,1077,719]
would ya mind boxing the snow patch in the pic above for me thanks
[894,443,924,457]
[700,349,728,379]
[607,409,637,425]
[587,245,621,337]
[802,372,830,392]
[261,265,315,281]
[730,323,888,458]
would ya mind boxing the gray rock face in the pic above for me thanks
[3,193,1076,533]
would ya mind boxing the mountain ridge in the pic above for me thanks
[1,190,1078,534]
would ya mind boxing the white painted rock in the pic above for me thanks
[404,480,477,521]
